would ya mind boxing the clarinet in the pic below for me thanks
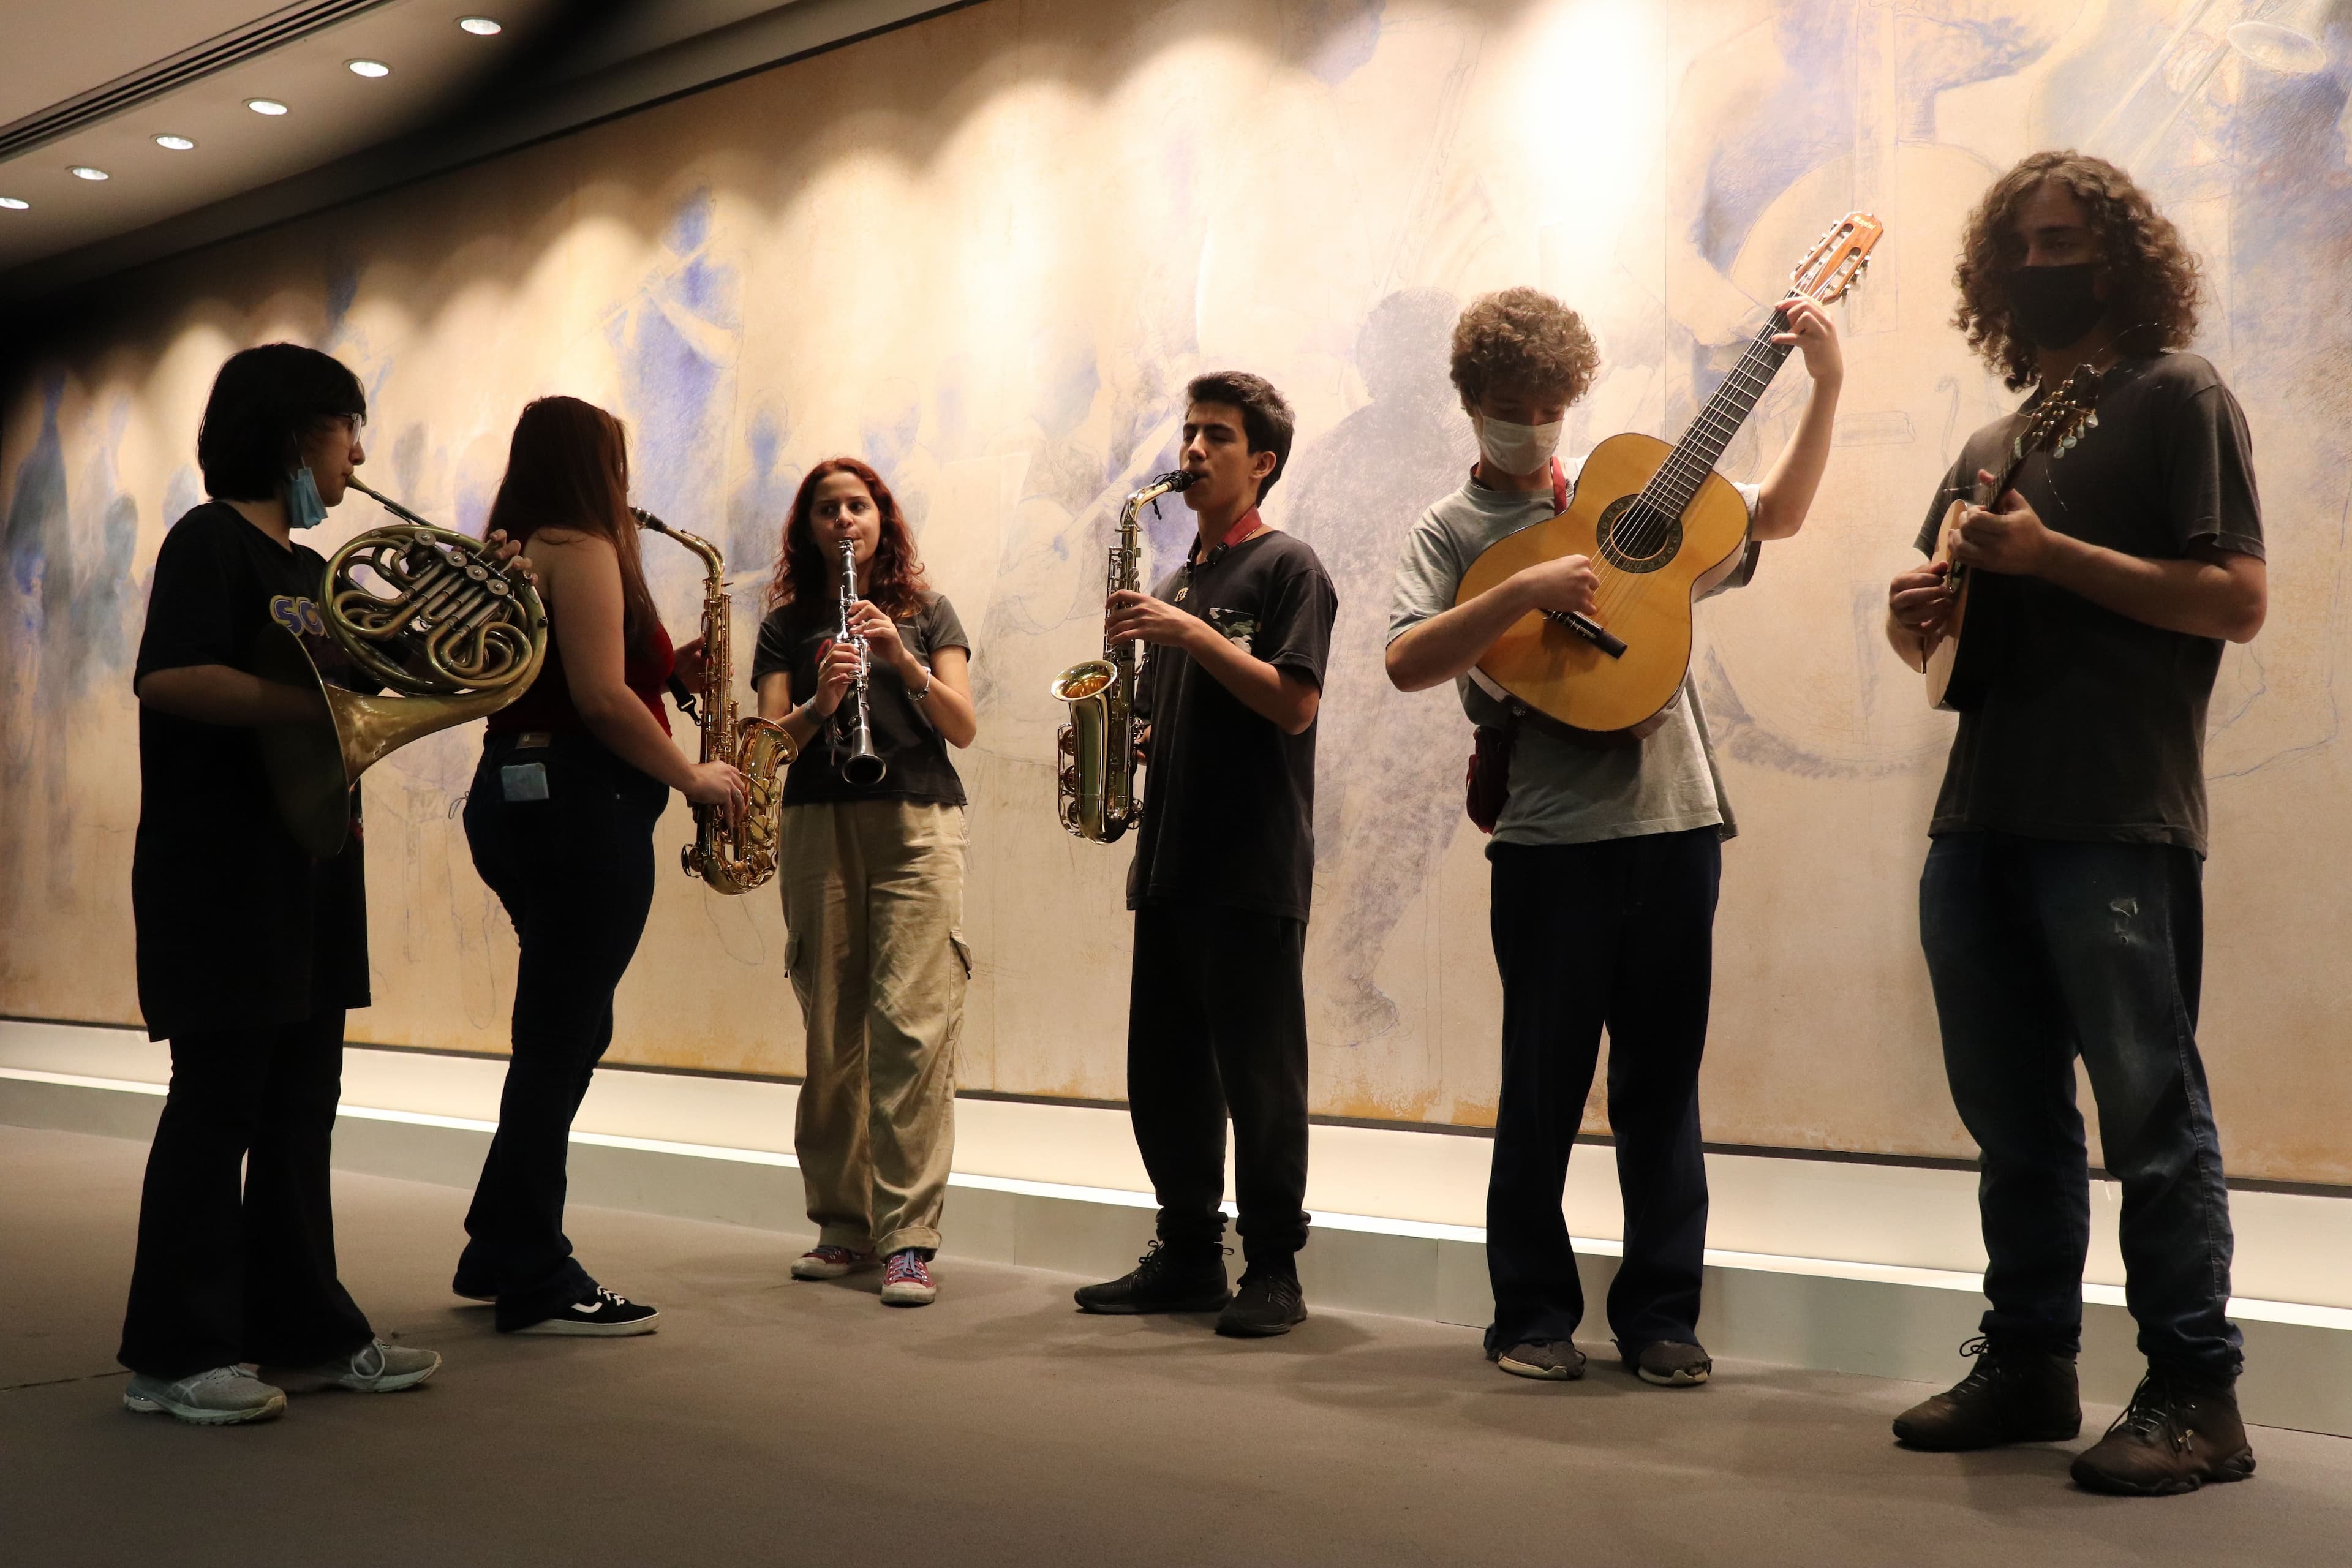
[835,537,888,786]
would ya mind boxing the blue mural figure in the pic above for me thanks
[725,403,801,614]
[1284,287,1471,1045]
[608,188,740,560]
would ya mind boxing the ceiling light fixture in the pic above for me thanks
[69,165,110,181]
[347,59,390,78]
[458,17,502,36]
[247,97,290,116]
[154,134,197,150]
[0,197,29,210]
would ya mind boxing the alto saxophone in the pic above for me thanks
[633,508,797,894]
[1049,469,1194,842]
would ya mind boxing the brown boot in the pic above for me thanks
[2070,1370,2256,1496]
[1893,1337,2081,1451]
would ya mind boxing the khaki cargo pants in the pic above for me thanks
[779,799,969,1257]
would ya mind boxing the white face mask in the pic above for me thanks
[1473,412,1563,478]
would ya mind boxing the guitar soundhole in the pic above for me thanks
[1597,495,1680,574]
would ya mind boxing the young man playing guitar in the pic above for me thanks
[1883,152,2266,1496]
[1385,287,1839,1387]
[1074,372,1339,1338]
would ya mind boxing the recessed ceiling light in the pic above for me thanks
[459,17,502,36]
[154,134,197,151]
[247,98,290,116]
[69,165,110,181]
[0,197,29,211]
[347,59,390,78]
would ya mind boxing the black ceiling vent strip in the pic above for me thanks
[0,0,399,162]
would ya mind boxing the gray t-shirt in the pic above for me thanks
[1386,461,1759,848]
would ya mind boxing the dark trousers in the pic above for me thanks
[1485,828,1719,1355]
[459,734,664,1325]
[1920,832,2241,1382]
[1126,901,1311,1266]
[118,1009,374,1379]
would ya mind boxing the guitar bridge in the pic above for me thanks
[1544,609,1627,659]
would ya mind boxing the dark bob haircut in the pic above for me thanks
[197,343,367,501]
[1186,370,1296,503]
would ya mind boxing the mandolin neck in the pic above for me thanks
[1645,305,1796,516]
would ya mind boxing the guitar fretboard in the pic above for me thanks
[1641,307,1795,521]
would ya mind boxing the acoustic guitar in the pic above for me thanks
[1921,365,2103,711]
[1455,214,1882,738]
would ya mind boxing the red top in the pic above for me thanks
[488,617,674,737]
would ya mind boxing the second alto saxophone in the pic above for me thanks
[633,507,796,894]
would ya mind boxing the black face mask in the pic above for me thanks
[2003,263,2108,351]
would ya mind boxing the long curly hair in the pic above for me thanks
[1954,150,2203,390]
[484,396,660,652]
[1449,287,1602,410]
[764,457,929,619]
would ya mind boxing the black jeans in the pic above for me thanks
[1920,832,2241,1382]
[118,1009,375,1379]
[459,733,665,1326]
[1126,901,1311,1266]
[1485,828,1719,1355]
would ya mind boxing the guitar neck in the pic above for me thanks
[1644,307,1796,516]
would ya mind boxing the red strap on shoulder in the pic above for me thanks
[1550,457,1569,515]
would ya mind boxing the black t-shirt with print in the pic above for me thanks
[750,590,971,808]
[1128,529,1338,921]
[132,503,372,1039]
[1912,353,2264,856]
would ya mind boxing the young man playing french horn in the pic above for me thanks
[1384,287,1839,1389]
[1074,371,1340,1338]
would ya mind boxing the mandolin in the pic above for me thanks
[1921,365,2103,712]
[1455,213,1882,738]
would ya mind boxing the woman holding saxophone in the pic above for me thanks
[454,396,747,1336]
[751,457,976,1307]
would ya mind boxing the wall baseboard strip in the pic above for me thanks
[6,1064,2348,1439]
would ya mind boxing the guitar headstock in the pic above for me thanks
[2016,364,2103,462]
[1788,213,1885,305]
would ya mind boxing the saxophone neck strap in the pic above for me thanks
[1176,508,1264,601]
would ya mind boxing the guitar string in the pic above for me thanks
[1588,306,1796,626]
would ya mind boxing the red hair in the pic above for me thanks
[765,457,929,619]
[484,396,660,651]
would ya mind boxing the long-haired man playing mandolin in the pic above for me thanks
[1883,153,2266,1496]
[1385,287,1840,1389]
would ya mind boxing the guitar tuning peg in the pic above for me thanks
[2086,412,2099,429]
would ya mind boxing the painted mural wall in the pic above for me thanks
[6,0,2350,1180]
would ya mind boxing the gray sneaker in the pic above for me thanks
[267,1338,440,1394]
[1492,1340,1588,1381]
[123,1365,287,1425]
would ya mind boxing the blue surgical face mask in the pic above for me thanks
[285,466,328,530]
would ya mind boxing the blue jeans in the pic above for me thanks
[1919,832,2241,1382]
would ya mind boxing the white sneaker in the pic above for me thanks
[123,1365,287,1425]
[268,1338,440,1393]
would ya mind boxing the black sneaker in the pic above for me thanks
[1074,1242,1231,1315]
[502,1286,660,1337]
[2069,1370,2256,1496]
[1621,1338,1713,1387]
[1892,1336,2081,1450]
[450,1272,496,1304]
[1215,1267,1306,1338]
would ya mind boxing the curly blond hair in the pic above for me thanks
[1955,150,2203,390]
[1449,288,1600,410]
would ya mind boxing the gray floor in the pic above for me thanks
[5,1124,2351,1567]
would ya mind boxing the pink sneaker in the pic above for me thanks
[880,1250,937,1306]
[791,1245,878,1281]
